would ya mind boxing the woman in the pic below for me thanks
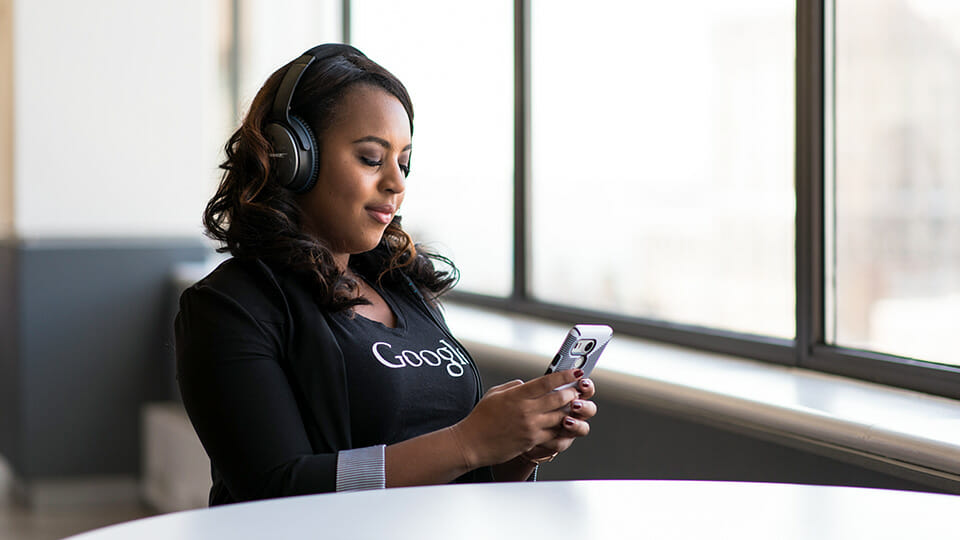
[175,43,597,505]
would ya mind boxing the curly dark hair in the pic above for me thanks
[203,45,458,311]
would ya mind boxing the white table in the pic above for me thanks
[67,480,960,539]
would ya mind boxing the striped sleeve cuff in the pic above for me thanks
[336,445,386,492]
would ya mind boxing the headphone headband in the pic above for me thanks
[265,43,367,193]
[270,44,367,128]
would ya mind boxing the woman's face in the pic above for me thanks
[298,85,411,264]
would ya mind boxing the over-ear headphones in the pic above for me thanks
[264,44,367,193]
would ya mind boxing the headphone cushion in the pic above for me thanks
[288,115,320,193]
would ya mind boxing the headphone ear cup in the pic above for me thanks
[264,122,299,190]
[286,115,320,193]
[264,116,320,193]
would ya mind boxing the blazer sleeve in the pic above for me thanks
[175,282,339,501]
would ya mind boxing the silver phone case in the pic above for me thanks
[545,324,613,383]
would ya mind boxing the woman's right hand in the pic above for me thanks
[450,369,584,469]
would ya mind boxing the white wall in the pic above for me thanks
[11,0,228,238]
[0,0,13,237]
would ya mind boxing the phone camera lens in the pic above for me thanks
[584,341,595,353]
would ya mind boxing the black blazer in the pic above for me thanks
[175,257,486,506]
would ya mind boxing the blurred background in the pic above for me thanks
[1,0,959,537]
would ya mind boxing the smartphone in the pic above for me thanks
[545,324,613,390]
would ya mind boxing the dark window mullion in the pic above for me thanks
[807,345,960,397]
[795,0,826,367]
[342,0,352,44]
[513,0,530,301]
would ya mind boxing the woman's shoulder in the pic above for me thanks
[181,257,294,323]
[191,257,278,293]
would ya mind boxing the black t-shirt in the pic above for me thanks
[325,277,478,448]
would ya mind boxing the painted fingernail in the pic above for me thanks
[574,369,584,378]
[571,400,583,411]
[579,379,591,388]
[564,417,576,427]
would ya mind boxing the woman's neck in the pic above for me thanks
[332,253,350,273]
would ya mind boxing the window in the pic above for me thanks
[529,1,795,338]
[337,1,960,398]
[350,0,515,296]
[829,0,960,368]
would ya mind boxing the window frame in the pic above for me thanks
[342,0,960,400]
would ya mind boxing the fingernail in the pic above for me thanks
[564,417,576,427]
[573,369,584,378]
[571,400,583,411]
[579,379,591,388]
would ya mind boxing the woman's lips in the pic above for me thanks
[365,204,395,225]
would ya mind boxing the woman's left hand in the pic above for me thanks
[522,377,597,461]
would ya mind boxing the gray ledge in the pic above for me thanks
[444,303,960,491]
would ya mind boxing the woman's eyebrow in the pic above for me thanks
[352,135,413,152]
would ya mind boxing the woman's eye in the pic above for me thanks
[360,155,408,177]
